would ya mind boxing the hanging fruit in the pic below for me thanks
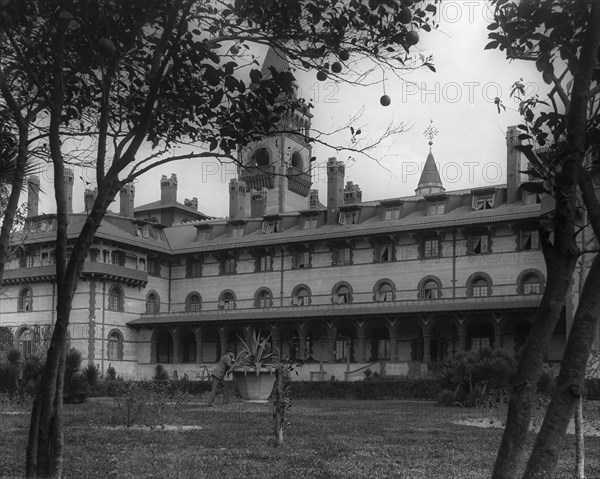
[317,70,328,81]
[331,62,342,73]
[380,95,391,107]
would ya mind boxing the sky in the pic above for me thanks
[31,1,543,219]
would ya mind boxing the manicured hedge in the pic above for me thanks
[288,379,443,400]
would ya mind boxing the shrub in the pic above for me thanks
[63,348,92,403]
[83,364,100,387]
[154,364,169,381]
[106,364,117,380]
[435,348,517,407]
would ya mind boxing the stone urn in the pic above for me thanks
[233,368,276,402]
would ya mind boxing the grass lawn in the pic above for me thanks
[1,397,599,478]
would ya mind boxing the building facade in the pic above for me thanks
[2,119,580,381]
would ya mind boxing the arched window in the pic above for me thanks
[252,148,270,167]
[292,285,311,306]
[107,330,123,360]
[186,293,202,312]
[145,292,160,314]
[219,290,236,310]
[19,329,34,357]
[418,277,442,299]
[523,274,541,294]
[374,280,395,302]
[290,152,303,169]
[517,269,545,295]
[332,283,352,304]
[108,286,124,311]
[18,287,33,312]
[255,288,273,308]
[466,273,493,297]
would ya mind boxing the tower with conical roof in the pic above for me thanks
[233,47,313,217]
[415,122,445,196]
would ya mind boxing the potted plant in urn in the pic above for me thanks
[233,330,280,402]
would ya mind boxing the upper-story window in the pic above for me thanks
[472,193,495,210]
[145,292,160,314]
[108,286,124,311]
[221,256,236,275]
[111,250,126,266]
[219,291,236,310]
[18,287,33,312]
[147,258,160,277]
[186,257,202,278]
[262,220,279,234]
[19,250,35,268]
[186,293,202,312]
[256,251,273,272]
[107,330,123,360]
[419,279,441,299]
[19,329,34,357]
[255,289,273,308]
[293,250,311,269]
[338,211,358,225]
[374,243,394,262]
[252,147,270,167]
[520,230,540,250]
[523,274,541,294]
[332,246,352,265]
[428,200,445,216]
[332,283,352,304]
[302,216,318,230]
[231,225,245,238]
[384,206,401,221]
[374,281,395,302]
[292,286,311,306]
[468,234,490,255]
[422,238,440,259]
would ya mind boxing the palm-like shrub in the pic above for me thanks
[234,331,280,375]
[63,348,91,403]
[436,347,517,407]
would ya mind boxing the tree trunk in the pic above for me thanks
[274,366,285,447]
[492,250,578,479]
[575,396,585,479]
[522,254,600,478]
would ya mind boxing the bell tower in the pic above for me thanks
[234,47,313,216]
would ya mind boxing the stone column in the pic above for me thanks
[328,337,336,363]
[423,334,431,363]
[458,333,467,352]
[173,339,181,364]
[390,333,398,362]
[150,335,158,364]
[357,335,366,362]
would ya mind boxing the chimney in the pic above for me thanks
[119,183,135,217]
[84,188,98,214]
[160,173,178,205]
[344,181,362,205]
[184,197,198,210]
[506,125,523,203]
[229,179,247,220]
[326,157,345,224]
[64,167,74,213]
[309,189,320,209]
[251,188,267,218]
[27,175,40,217]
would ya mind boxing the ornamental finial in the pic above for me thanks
[423,120,438,150]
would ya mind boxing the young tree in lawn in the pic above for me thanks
[486,1,600,477]
[0,1,439,477]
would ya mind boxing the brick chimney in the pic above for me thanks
[506,125,524,203]
[309,189,320,209]
[251,188,268,218]
[184,197,198,210]
[84,188,98,214]
[27,175,40,217]
[326,157,345,224]
[160,174,178,204]
[64,167,74,213]
[344,181,362,205]
[119,183,135,217]
[229,179,247,220]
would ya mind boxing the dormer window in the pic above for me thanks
[472,193,495,210]
[231,225,244,238]
[338,211,358,225]
[302,216,318,230]
[524,191,542,205]
[384,206,401,221]
[428,200,445,216]
[262,220,279,234]
[195,227,212,241]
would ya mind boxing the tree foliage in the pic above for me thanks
[0,1,440,477]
